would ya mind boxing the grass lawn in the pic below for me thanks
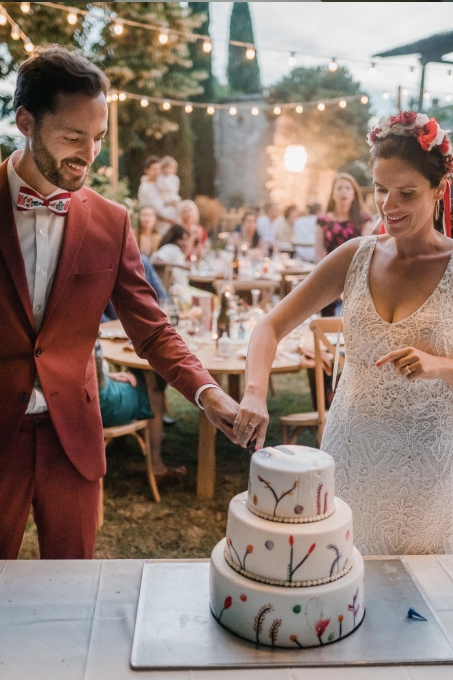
[18,371,317,560]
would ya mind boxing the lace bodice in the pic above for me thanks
[322,236,453,555]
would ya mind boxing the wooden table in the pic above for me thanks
[99,320,301,499]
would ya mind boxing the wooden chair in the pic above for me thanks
[152,261,173,291]
[280,317,344,446]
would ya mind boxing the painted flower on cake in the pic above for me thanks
[288,539,316,582]
[315,618,331,645]
[253,604,274,645]
[216,595,233,623]
[265,540,274,550]
[289,634,303,649]
[338,614,344,637]
[269,618,282,646]
[257,475,297,516]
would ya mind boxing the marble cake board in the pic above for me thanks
[130,557,453,670]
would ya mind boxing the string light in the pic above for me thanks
[11,24,20,40]
[207,105,215,115]
[24,39,34,53]
[140,98,149,107]
[67,9,78,25]
[448,70,452,78]
[409,66,415,76]
[118,92,126,101]
[360,95,369,104]
[251,107,259,116]
[113,19,124,36]
[0,8,7,25]
[106,95,112,103]
[423,92,430,99]
[339,100,347,108]
[382,92,389,99]
[317,102,325,111]
[162,100,171,110]
[202,39,212,53]
[273,106,281,115]
[184,103,193,113]
[446,94,452,102]
[295,105,303,113]
[110,92,119,101]
[245,46,255,60]
[288,52,296,66]
[229,106,237,116]
[402,88,409,96]
[158,29,169,45]
[370,62,376,70]
[328,58,338,72]
[20,2,30,12]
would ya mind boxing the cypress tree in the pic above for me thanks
[227,3,262,95]
[188,2,216,197]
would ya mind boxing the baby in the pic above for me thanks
[156,155,181,208]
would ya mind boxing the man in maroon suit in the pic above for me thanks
[0,46,242,560]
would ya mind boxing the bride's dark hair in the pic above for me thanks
[370,135,446,232]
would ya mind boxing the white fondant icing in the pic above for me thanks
[248,445,335,521]
[210,540,365,648]
[227,493,353,583]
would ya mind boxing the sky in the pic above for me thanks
[209,2,453,120]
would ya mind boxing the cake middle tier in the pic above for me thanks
[226,492,353,585]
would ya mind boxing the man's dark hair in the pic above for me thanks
[13,45,109,123]
[144,155,161,170]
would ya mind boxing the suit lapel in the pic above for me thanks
[0,159,36,332]
[40,188,91,328]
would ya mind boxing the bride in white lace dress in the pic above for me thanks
[234,111,453,555]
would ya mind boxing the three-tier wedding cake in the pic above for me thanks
[209,445,365,647]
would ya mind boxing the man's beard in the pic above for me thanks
[31,128,88,192]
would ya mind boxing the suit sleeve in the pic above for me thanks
[110,211,218,405]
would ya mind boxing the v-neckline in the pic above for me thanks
[366,237,453,326]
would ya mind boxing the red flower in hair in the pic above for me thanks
[390,111,417,126]
[417,118,438,151]
[368,128,381,143]
[439,137,450,155]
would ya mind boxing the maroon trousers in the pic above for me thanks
[0,413,100,559]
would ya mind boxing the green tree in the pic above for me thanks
[188,2,216,197]
[269,65,371,169]
[227,2,262,95]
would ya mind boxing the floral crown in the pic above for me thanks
[367,111,453,175]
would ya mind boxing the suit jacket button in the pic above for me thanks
[35,347,42,357]
[19,393,29,403]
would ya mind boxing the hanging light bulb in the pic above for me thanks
[207,105,215,115]
[24,39,34,53]
[447,70,452,78]
[317,102,325,111]
[11,24,20,40]
[446,94,452,102]
[245,46,256,60]
[402,88,409,96]
[67,10,78,25]
[158,29,169,45]
[229,106,237,116]
[0,8,7,25]
[409,66,415,76]
[251,107,259,116]
[202,39,212,53]
[382,92,390,99]
[328,58,338,72]
[20,2,30,12]
[113,19,124,36]
[140,98,149,107]
[370,62,376,70]
[106,95,112,104]
[339,100,347,108]
[273,106,281,115]
[118,92,127,101]
[110,92,119,101]
[295,105,303,114]
[423,92,430,100]
[162,100,171,110]
[360,95,369,104]
[288,52,296,66]
[184,103,193,113]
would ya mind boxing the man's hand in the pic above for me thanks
[199,387,240,443]
[109,371,138,387]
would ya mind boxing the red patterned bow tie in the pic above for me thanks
[17,186,71,215]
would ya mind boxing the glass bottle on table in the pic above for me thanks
[217,290,231,340]
[248,288,265,330]
[167,282,180,328]
[232,246,239,277]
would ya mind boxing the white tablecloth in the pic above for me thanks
[1,556,453,679]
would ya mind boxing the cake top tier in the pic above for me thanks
[247,445,335,522]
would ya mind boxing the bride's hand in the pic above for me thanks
[233,393,269,451]
[376,347,445,381]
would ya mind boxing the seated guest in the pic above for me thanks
[275,204,299,244]
[230,210,264,252]
[177,199,209,262]
[95,341,185,483]
[153,224,191,288]
[156,155,181,209]
[137,206,161,257]
[137,155,178,234]
[293,203,321,262]
[256,202,280,250]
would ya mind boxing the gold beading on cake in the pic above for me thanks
[224,545,353,587]
[246,502,336,523]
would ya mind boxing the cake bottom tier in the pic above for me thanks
[210,539,365,648]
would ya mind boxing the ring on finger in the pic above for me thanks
[247,422,254,429]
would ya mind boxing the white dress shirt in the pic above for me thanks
[256,214,278,246]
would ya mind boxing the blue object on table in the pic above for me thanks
[408,607,428,621]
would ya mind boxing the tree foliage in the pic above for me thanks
[227,3,262,95]
[269,65,372,169]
